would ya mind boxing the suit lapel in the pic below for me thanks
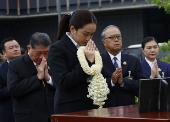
[62,34,78,56]
[157,60,162,70]
[121,54,128,76]
[1,61,8,82]
[2,60,8,74]
[102,51,116,73]
[23,53,37,75]
[157,60,163,76]
[142,59,151,77]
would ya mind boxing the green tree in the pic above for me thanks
[159,40,170,63]
[150,0,170,14]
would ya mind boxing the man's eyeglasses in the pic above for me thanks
[104,34,122,40]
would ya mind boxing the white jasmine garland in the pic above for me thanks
[77,46,110,108]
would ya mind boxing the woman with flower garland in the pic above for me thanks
[48,9,99,114]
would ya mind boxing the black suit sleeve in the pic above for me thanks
[102,53,145,96]
[123,58,144,90]
[105,77,115,89]
[0,76,10,100]
[48,43,92,90]
[122,57,145,97]
[7,61,42,98]
[0,62,11,100]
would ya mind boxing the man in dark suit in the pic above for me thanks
[7,32,55,122]
[101,25,145,107]
[0,37,21,122]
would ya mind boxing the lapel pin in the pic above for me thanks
[128,71,131,77]
[123,61,127,65]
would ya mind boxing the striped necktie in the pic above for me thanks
[113,57,118,68]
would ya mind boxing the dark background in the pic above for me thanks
[0,0,169,53]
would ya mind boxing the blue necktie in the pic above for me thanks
[113,57,118,68]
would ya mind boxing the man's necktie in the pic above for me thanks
[113,57,118,68]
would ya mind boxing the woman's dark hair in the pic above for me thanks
[142,36,158,49]
[56,9,97,41]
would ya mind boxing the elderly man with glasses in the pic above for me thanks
[101,25,145,108]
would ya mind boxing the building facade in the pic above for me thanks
[0,0,169,53]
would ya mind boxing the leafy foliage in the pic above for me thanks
[150,0,170,14]
[159,40,170,63]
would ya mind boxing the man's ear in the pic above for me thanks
[27,45,31,52]
[2,50,6,57]
[102,40,106,47]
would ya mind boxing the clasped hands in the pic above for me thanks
[111,67,123,85]
[150,60,161,79]
[37,57,50,81]
[84,39,98,63]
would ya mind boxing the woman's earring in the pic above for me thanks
[72,32,74,35]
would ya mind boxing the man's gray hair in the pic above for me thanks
[101,25,121,41]
[29,32,51,49]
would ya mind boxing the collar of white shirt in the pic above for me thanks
[28,52,37,67]
[66,32,80,49]
[108,51,121,67]
[145,57,155,68]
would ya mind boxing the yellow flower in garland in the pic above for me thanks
[77,46,110,108]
